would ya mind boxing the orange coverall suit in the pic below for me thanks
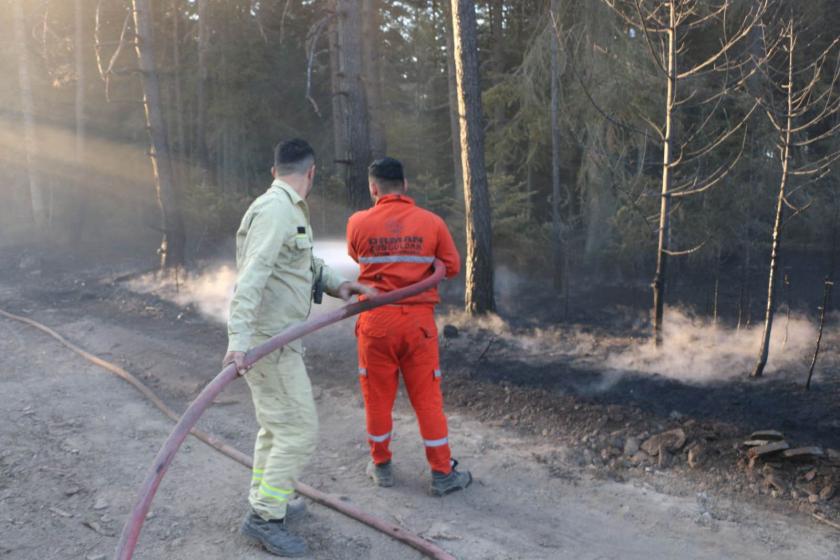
[347,194,461,473]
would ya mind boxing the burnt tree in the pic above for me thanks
[333,0,373,210]
[752,17,840,377]
[443,0,463,196]
[451,0,496,314]
[132,0,186,268]
[362,0,386,159]
[604,0,768,345]
[550,0,565,292]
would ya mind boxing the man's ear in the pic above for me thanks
[308,164,316,180]
[271,166,277,179]
[402,179,409,194]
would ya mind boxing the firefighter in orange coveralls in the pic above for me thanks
[347,157,472,496]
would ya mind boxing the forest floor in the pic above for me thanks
[1,245,839,560]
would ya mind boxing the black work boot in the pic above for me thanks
[366,460,395,487]
[430,459,472,497]
[284,497,307,521]
[240,510,308,557]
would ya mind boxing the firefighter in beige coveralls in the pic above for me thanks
[223,139,373,557]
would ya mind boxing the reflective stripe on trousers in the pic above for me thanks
[245,340,317,520]
[356,307,452,473]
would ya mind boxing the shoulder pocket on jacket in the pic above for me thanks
[294,237,313,250]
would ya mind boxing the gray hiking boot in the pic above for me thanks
[240,510,307,557]
[430,459,472,497]
[366,460,395,487]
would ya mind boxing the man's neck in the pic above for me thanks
[275,175,307,199]
[375,192,407,204]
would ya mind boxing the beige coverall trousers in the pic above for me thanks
[244,338,318,521]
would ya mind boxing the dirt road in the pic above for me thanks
[1,278,838,559]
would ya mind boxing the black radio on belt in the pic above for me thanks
[313,266,324,304]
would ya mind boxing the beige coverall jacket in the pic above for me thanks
[227,179,345,520]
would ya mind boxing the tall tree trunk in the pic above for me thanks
[74,0,86,180]
[195,0,211,183]
[328,12,349,183]
[444,1,463,196]
[550,0,563,292]
[72,0,88,241]
[489,0,505,146]
[362,0,386,158]
[451,0,496,314]
[12,0,47,234]
[752,30,794,378]
[335,0,372,210]
[651,2,676,346]
[132,0,186,268]
[171,0,186,164]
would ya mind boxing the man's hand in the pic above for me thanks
[222,351,249,375]
[337,281,378,301]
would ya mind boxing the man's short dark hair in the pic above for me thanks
[274,138,315,175]
[368,157,406,193]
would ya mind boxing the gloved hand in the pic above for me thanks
[222,351,249,375]
[338,281,378,301]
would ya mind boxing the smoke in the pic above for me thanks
[127,241,824,385]
[604,308,820,382]
[439,307,823,384]
[126,240,359,324]
[128,265,237,324]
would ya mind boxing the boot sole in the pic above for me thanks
[240,523,308,558]
[430,472,473,497]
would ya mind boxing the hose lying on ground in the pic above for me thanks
[0,259,456,560]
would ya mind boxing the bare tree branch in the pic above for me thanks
[94,1,134,103]
[632,0,669,77]
[304,14,335,117]
[678,0,768,79]
[789,151,840,176]
[680,102,758,163]
[671,126,747,197]
[663,238,708,256]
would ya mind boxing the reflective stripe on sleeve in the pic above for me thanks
[434,369,442,378]
[368,432,391,443]
[358,367,367,376]
[358,255,436,264]
[423,437,449,447]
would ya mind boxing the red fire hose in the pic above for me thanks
[111,259,452,559]
[0,261,455,560]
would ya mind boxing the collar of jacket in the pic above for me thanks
[375,193,415,207]
[270,179,306,207]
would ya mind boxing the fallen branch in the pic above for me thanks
[813,512,840,532]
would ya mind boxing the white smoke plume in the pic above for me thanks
[604,308,819,382]
[127,241,825,384]
[128,265,237,323]
[439,307,823,384]
[127,240,359,324]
